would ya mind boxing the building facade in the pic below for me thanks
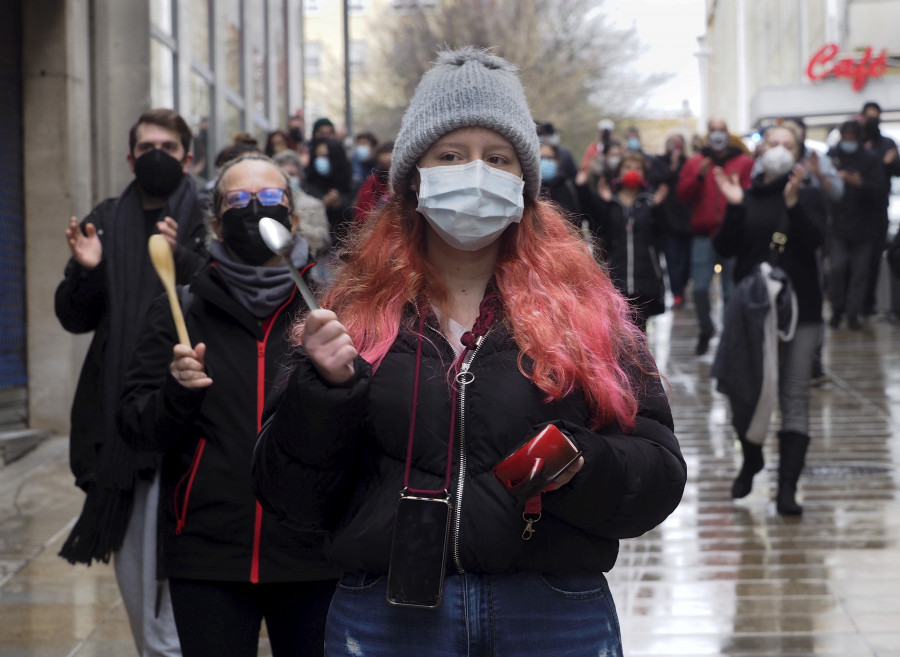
[699,0,900,134]
[1,0,306,438]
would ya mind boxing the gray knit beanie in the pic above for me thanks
[391,46,541,200]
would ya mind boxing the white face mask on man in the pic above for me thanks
[416,160,525,251]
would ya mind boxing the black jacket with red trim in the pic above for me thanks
[252,309,686,576]
[117,261,335,584]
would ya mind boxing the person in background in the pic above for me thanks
[190,117,210,184]
[860,101,900,317]
[539,141,582,225]
[353,140,394,222]
[252,46,685,657]
[827,119,885,330]
[311,117,336,141]
[55,108,209,657]
[273,149,331,259]
[288,112,306,149]
[659,132,692,309]
[782,118,843,385]
[264,130,294,159]
[350,131,379,193]
[581,118,616,174]
[577,150,668,331]
[536,121,578,181]
[677,119,754,355]
[118,154,336,657]
[623,125,667,189]
[304,136,354,241]
[712,124,826,515]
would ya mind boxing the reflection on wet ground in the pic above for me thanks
[609,308,900,656]
[1,303,899,656]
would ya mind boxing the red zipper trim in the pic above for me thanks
[249,288,297,583]
[174,438,207,535]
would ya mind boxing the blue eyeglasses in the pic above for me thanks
[223,187,287,209]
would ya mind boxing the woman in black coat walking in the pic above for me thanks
[712,124,826,515]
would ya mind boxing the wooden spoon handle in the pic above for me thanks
[164,282,191,346]
[148,235,191,346]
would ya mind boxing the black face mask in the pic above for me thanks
[220,200,292,266]
[289,127,304,143]
[375,167,390,184]
[134,149,185,198]
[864,117,881,140]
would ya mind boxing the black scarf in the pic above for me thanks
[60,174,199,565]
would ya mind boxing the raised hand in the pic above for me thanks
[156,216,179,250]
[712,167,744,205]
[302,309,358,385]
[65,216,102,270]
[784,164,803,208]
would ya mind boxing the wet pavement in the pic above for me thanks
[2,302,900,656]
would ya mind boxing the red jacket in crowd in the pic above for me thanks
[677,146,754,237]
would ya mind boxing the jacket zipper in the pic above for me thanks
[174,438,207,535]
[249,290,296,584]
[450,330,489,573]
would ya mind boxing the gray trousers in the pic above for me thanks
[829,239,875,319]
[778,322,820,436]
[113,472,182,657]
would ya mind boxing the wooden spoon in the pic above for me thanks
[148,234,191,346]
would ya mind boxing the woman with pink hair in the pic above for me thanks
[253,47,685,657]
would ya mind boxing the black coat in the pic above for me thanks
[713,175,826,323]
[579,186,666,321]
[253,311,686,576]
[55,191,208,490]
[827,145,885,242]
[117,264,336,583]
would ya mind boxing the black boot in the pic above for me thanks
[731,437,764,499]
[777,431,811,515]
[695,290,714,355]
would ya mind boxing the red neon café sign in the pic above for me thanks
[806,44,889,91]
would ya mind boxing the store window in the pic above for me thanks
[151,38,176,108]
[306,41,323,78]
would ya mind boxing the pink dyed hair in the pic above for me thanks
[299,192,652,430]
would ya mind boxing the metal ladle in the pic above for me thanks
[258,217,320,310]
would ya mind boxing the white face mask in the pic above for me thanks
[708,130,729,151]
[416,160,525,251]
[760,144,795,178]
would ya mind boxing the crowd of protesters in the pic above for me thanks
[54,41,897,656]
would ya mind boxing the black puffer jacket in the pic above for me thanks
[713,175,826,323]
[253,311,686,576]
[578,186,666,320]
[118,263,336,584]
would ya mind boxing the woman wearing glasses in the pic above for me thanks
[117,154,336,657]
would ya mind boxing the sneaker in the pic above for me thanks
[672,295,684,309]
[848,316,863,330]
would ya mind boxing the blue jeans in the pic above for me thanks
[691,236,734,331]
[326,571,622,656]
[664,231,692,298]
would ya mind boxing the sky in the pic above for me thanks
[600,0,707,116]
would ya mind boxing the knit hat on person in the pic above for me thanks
[312,117,335,135]
[391,46,541,200]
